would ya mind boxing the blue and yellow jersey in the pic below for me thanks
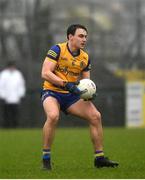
[43,42,91,93]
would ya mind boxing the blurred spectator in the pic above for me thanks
[0,61,26,128]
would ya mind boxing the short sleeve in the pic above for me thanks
[46,45,60,61]
[83,59,91,71]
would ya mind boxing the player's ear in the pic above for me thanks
[68,34,73,40]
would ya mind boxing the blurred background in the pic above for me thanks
[0,0,145,128]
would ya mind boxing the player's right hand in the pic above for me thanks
[64,82,81,95]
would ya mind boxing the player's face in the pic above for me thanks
[70,28,88,50]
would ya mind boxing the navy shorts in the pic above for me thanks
[41,90,80,112]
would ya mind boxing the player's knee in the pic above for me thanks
[90,111,102,126]
[46,112,59,126]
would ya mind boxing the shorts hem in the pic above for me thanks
[63,97,80,114]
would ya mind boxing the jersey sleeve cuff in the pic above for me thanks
[46,57,57,63]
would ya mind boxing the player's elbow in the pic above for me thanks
[41,70,49,80]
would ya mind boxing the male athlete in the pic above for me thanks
[41,24,119,170]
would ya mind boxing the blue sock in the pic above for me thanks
[43,149,51,160]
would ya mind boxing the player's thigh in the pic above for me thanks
[43,96,60,120]
[67,99,101,121]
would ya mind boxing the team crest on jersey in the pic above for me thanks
[80,61,86,68]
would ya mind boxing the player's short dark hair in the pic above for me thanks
[67,24,88,39]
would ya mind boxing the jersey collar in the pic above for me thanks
[67,43,80,57]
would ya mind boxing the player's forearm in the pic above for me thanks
[42,70,65,87]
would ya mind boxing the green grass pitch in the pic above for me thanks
[0,127,145,179]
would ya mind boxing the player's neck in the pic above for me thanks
[67,42,78,53]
